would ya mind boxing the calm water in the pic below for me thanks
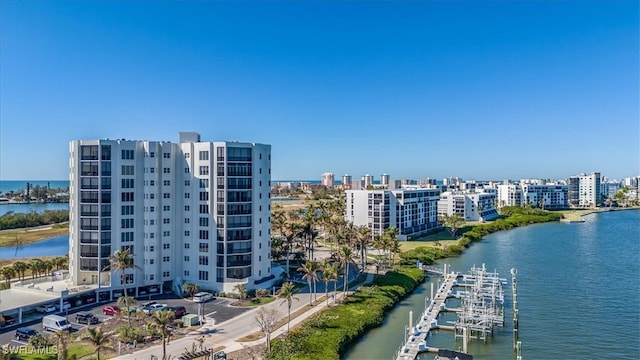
[0,235,69,259]
[345,210,640,360]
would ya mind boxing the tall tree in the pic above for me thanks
[254,307,279,354]
[355,225,372,269]
[1,267,15,285]
[148,310,175,360]
[337,245,355,299]
[80,327,114,360]
[235,283,248,300]
[103,249,141,327]
[440,214,465,238]
[52,330,68,360]
[297,260,319,305]
[283,221,302,280]
[12,261,28,280]
[277,282,299,334]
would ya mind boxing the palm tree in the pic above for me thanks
[103,249,141,327]
[323,262,339,306]
[12,261,28,280]
[43,260,54,276]
[337,245,355,299]
[277,282,299,334]
[52,330,68,360]
[1,267,15,285]
[283,221,302,280]
[117,296,137,315]
[297,260,319,305]
[372,234,387,268]
[182,283,200,298]
[80,327,114,360]
[29,259,44,279]
[383,227,400,266]
[148,309,175,360]
[52,256,67,270]
[355,225,372,269]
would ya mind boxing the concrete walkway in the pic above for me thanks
[114,267,377,359]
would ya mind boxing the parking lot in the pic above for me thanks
[0,292,251,347]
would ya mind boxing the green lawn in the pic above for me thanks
[243,296,276,307]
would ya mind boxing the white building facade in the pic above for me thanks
[321,172,335,187]
[69,132,273,298]
[568,172,602,208]
[521,184,569,209]
[437,191,499,221]
[345,187,440,241]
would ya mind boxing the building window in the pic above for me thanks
[199,217,209,227]
[200,179,208,188]
[199,151,209,160]
[163,218,170,224]
[185,167,190,174]
[184,243,190,249]
[199,230,209,239]
[163,231,170,237]
[199,192,209,201]
[163,168,170,174]
[163,193,170,199]
[185,180,190,186]
[163,180,170,186]
[199,271,209,281]
[185,230,190,236]
[149,246,155,252]
[150,167,155,173]
[121,205,134,215]
[185,205,190,211]
[121,192,134,202]
[163,152,170,159]
[199,256,209,265]
[163,271,170,278]
[163,243,170,249]
[185,218,190,224]
[121,179,135,188]
[150,151,155,158]
[185,193,190,199]
[184,256,190,262]
[121,150,134,160]
[199,166,209,175]
[199,242,209,252]
[185,153,190,159]
[121,218,134,228]
[150,206,155,212]
[163,205,170,211]
[163,256,170,262]
[199,204,209,213]
[184,271,189,277]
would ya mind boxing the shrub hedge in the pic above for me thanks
[267,267,425,360]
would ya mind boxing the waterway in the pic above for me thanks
[0,235,69,260]
[344,210,640,360]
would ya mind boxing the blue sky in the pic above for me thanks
[1,1,638,181]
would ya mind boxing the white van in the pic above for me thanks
[193,292,214,303]
[42,315,71,332]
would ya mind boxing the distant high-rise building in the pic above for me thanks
[342,174,352,186]
[362,174,374,188]
[321,172,335,187]
[577,172,602,208]
[380,173,390,186]
[69,132,273,299]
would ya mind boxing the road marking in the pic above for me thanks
[11,339,28,345]
[206,311,217,317]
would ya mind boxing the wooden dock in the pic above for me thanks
[395,268,459,360]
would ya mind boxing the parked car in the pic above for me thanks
[144,304,168,315]
[55,301,71,311]
[0,314,16,327]
[42,315,71,332]
[137,301,158,312]
[36,304,57,313]
[75,312,100,325]
[102,305,121,316]
[15,327,38,341]
[193,292,214,303]
[168,306,186,318]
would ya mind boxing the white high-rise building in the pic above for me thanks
[69,132,273,298]
[321,172,335,187]
[569,172,602,208]
[380,173,390,186]
[362,174,374,188]
[345,186,440,240]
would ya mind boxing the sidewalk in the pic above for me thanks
[114,267,376,359]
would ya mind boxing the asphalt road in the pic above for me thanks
[0,293,250,347]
